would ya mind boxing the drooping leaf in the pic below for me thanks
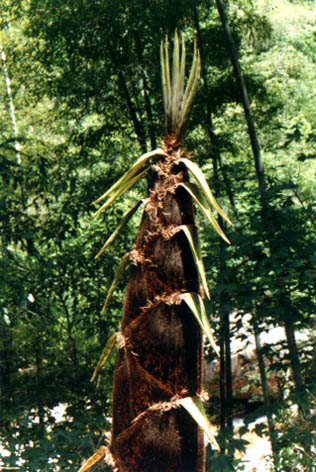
[101,254,130,314]
[93,166,150,217]
[181,292,219,356]
[180,224,210,299]
[180,158,232,226]
[78,446,107,472]
[91,333,117,382]
[179,396,220,451]
[95,200,143,259]
[181,182,230,244]
[92,148,166,207]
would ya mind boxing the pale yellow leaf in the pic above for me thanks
[78,446,106,472]
[179,397,220,451]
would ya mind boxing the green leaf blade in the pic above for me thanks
[180,158,232,226]
[93,166,149,217]
[182,292,219,356]
[180,224,210,299]
[91,333,117,382]
[179,396,220,451]
[95,200,143,258]
[101,254,129,314]
[92,148,166,207]
[180,182,230,244]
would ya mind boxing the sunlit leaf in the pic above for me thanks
[180,158,232,226]
[78,446,106,472]
[92,148,166,206]
[179,396,220,451]
[91,333,117,382]
[181,182,230,244]
[180,224,210,299]
[101,254,130,314]
[95,200,143,259]
[181,292,219,356]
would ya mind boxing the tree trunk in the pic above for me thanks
[214,0,266,209]
[110,146,205,471]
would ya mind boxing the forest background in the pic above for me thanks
[1,0,316,470]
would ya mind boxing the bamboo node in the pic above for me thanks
[116,331,127,349]
[129,248,154,267]
[132,392,188,424]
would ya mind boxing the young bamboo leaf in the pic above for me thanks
[95,200,143,259]
[179,397,220,451]
[78,446,107,472]
[181,292,219,356]
[161,32,200,139]
[180,40,200,129]
[182,39,199,106]
[180,182,230,244]
[179,34,186,106]
[171,30,180,131]
[101,254,130,314]
[91,333,117,382]
[93,167,149,217]
[180,157,232,226]
[92,148,166,206]
[160,40,169,117]
[164,36,172,128]
[180,45,200,134]
[180,224,210,299]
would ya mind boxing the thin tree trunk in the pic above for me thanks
[223,310,233,433]
[117,70,147,154]
[215,0,304,398]
[106,38,148,153]
[284,313,304,392]
[214,0,266,210]
[0,41,21,165]
[219,335,227,433]
[194,7,238,220]
[253,322,278,469]
[133,31,157,150]
[0,322,13,394]
[141,71,157,150]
